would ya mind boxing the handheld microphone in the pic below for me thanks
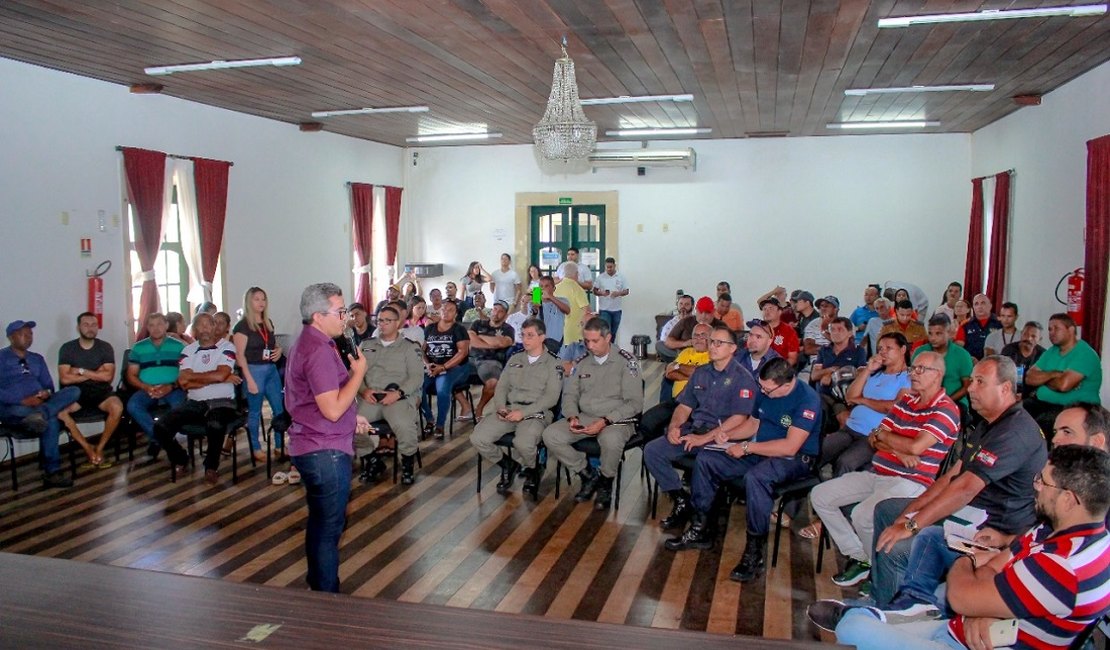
[344,327,360,359]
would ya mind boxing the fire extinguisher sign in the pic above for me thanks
[80,237,92,258]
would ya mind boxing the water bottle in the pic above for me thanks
[1016,365,1026,393]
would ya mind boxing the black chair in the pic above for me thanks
[1,422,77,490]
[474,432,547,501]
[265,410,292,479]
[421,369,480,438]
[170,380,250,483]
[357,419,422,484]
[1069,613,1108,649]
[554,426,648,511]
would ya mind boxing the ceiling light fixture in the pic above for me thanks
[405,132,503,143]
[145,56,302,76]
[533,37,596,161]
[580,94,695,106]
[311,106,429,118]
[845,84,995,96]
[605,127,711,137]
[878,4,1106,27]
[826,121,940,129]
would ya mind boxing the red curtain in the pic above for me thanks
[984,171,1012,307]
[963,178,985,299]
[122,147,168,337]
[1082,135,1110,352]
[193,157,232,301]
[350,183,375,306]
[384,186,403,271]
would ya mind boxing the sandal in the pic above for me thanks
[96,459,114,469]
[771,511,792,527]
[798,521,823,540]
[287,467,301,485]
[271,471,289,485]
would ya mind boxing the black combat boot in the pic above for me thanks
[401,453,416,485]
[664,511,714,551]
[729,534,767,582]
[522,465,541,500]
[593,475,615,511]
[660,489,693,530]
[573,465,600,502]
[496,457,521,494]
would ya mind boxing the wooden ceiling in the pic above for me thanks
[1,1,1107,147]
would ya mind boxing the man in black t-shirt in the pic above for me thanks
[468,301,515,418]
[58,312,124,467]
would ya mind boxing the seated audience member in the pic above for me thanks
[461,291,490,325]
[1001,321,1046,392]
[444,281,460,303]
[542,318,643,511]
[912,314,974,408]
[426,288,444,323]
[882,280,930,318]
[0,319,79,488]
[469,318,561,497]
[715,293,744,333]
[812,444,1110,650]
[539,274,569,356]
[792,290,819,339]
[810,350,959,588]
[154,313,242,485]
[758,297,799,366]
[810,316,867,422]
[932,281,963,321]
[880,300,927,348]
[716,281,744,326]
[555,247,594,291]
[489,253,522,307]
[126,313,186,459]
[803,295,841,356]
[232,287,285,463]
[664,297,726,362]
[867,356,1047,608]
[755,285,796,325]
[165,311,194,344]
[646,327,757,530]
[656,294,694,361]
[863,297,892,356]
[734,319,781,374]
[373,285,402,320]
[1023,313,1103,436]
[592,257,628,339]
[356,306,424,485]
[983,301,1019,357]
[468,300,515,417]
[421,300,471,439]
[57,311,124,467]
[640,323,711,443]
[951,298,971,333]
[348,303,374,345]
[554,263,592,369]
[849,285,881,345]
[665,357,821,584]
[503,295,531,357]
[213,311,233,342]
[818,332,911,478]
[401,297,428,344]
[954,293,1001,360]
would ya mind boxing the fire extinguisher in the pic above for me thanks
[1055,267,1084,324]
[87,260,112,328]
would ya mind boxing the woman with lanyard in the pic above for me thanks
[233,286,286,464]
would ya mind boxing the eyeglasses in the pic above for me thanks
[692,333,709,339]
[760,381,785,396]
[322,308,349,319]
[708,338,735,347]
[1033,473,1062,490]
[377,317,399,324]
[909,365,941,375]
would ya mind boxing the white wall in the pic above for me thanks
[0,57,403,365]
[401,135,971,346]
[972,59,1110,401]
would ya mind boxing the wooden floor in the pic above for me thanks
[0,360,850,644]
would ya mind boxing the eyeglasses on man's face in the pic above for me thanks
[759,381,785,396]
[708,338,735,348]
[323,308,349,320]
[909,364,941,375]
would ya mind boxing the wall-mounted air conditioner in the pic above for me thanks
[587,148,696,170]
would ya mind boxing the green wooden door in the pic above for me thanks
[529,204,606,277]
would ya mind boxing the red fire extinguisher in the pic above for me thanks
[1055,268,1084,324]
[87,260,112,328]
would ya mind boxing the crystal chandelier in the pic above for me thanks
[533,40,596,161]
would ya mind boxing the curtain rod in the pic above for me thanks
[344,182,402,188]
[973,168,1014,181]
[115,146,233,166]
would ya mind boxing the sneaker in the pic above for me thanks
[42,471,73,489]
[832,559,871,587]
[883,599,941,624]
[807,599,885,633]
[857,580,872,598]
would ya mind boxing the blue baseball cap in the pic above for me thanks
[6,320,36,337]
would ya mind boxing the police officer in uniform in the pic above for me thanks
[357,306,424,484]
[542,317,644,510]
[470,317,562,497]
[644,326,758,531]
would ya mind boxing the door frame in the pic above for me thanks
[513,191,619,276]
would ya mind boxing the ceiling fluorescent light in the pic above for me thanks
[580,94,695,106]
[845,84,994,96]
[311,106,429,118]
[405,132,502,143]
[826,121,940,129]
[878,4,1106,27]
[605,127,711,137]
[145,56,301,76]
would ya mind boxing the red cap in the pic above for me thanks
[696,296,715,313]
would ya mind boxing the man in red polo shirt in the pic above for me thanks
[758,297,798,366]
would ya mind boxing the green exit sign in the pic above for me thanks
[558,197,573,205]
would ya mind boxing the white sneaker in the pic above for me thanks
[883,601,941,624]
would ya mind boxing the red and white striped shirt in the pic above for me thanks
[873,390,960,487]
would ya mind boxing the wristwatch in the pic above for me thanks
[740,441,750,453]
[904,517,920,535]
[601,417,613,426]
[78,368,85,376]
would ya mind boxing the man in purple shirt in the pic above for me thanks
[285,282,370,592]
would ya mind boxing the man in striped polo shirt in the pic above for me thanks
[814,444,1110,650]
[126,312,186,459]
[810,350,960,587]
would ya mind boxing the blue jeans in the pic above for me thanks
[691,451,812,536]
[126,388,185,441]
[0,386,79,473]
[871,497,916,607]
[246,363,285,451]
[836,609,962,650]
[895,527,961,611]
[292,449,352,592]
[643,435,699,493]
[600,310,622,339]
[421,365,470,428]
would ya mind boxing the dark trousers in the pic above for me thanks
[819,427,874,477]
[293,449,352,592]
[639,398,677,444]
[692,452,812,536]
[1022,397,1063,440]
[154,399,239,471]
